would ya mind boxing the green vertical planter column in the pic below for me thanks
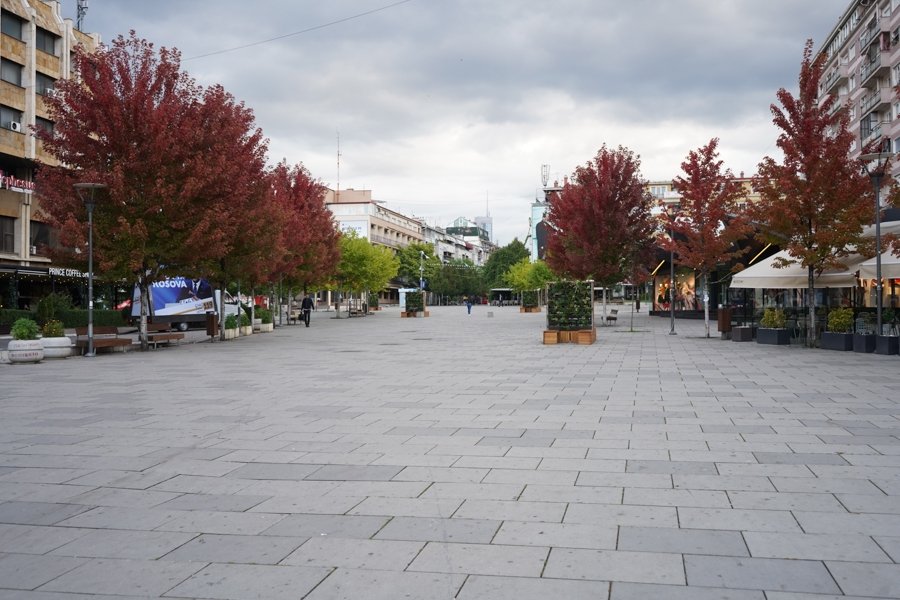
[546,280,595,338]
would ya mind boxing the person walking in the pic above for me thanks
[465,298,473,315]
[301,295,314,327]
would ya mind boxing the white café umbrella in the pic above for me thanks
[731,250,863,289]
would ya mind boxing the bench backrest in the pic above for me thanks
[75,326,120,336]
[146,323,172,333]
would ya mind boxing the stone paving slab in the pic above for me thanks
[1,306,899,598]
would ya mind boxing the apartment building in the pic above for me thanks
[0,0,98,307]
[324,188,425,250]
[818,0,900,164]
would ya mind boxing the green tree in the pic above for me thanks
[482,239,530,289]
[504,258,556,292]
[430,258,482,299]
[396,242,441,289]
[336,232,399,311]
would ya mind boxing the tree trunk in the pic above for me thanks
[138,277,150,352]
[807,265,816,348]
[703,271,710,338]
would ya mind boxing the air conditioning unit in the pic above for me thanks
[9,121,21,132]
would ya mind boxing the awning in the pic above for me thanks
[730,250,863,289]
[858,251,900,280]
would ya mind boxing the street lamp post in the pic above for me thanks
[861,145,894,335]
[667,209,677,335]
[419,250,425,291]
[74,183,106,357]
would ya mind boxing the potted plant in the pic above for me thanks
[546,280,595,344]
[8,318,44,364]
[876,307,899,355]
[403,291,426,317]
[255,308,274,333]
[239,312,253,336]
[39,319,72,359]
[520,290,540,313]
[224,314,239,340]
[853,311,876,353]
[367,292,380,311]
[757,308,789,345]
[821,307,853,351]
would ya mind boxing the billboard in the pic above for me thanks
[131,276,215,317]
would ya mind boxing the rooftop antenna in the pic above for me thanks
[541,164,550,188]
[76,0,88,31]
[336,131,341,203]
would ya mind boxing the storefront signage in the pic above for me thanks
[0,170,34,194]
[49,267,87,278]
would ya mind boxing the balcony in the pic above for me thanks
[823,63,848,91]
[860,88,891,114]
[860,53,888,86]
[861,120,890,146]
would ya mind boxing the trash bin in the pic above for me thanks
[717,306,733,333]
[206,313,218,336]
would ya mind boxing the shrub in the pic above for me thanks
[11,318,40,340]
[240,312,250,327]
[760,308,786,329]
[35,292,72,324]
[367,292,379,308]
[55,309,126,328]
[827,307,854,333]
[0,309,33,327]
[522,290,539,308]
[884,308,897,325]
[256,308,272,324]
[41,319,65,337]
[224,314,238,329]
[547,281,593,331]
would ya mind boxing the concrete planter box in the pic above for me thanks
[8,339,44,363]
[853,333,876,353]
[239,326,253,336]
[257,323,274,333]
[876,335,899,355]
[40,336,72,359]
[732,326,754,342]
[757,328,789,345]
[224,328,238,340]
[821,331,853,351]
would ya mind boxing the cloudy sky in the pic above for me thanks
[60,0,848,245]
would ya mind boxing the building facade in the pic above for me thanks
[818,0,900,165]
[1,0,98,308]
[324,188,424,250]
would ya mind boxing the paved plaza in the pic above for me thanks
[1,304,899,599]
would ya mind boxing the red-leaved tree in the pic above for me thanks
[268,161,341,296]
[664,138,751,337]
[752,39,872,347]
[545,145,656,309]
[35,32,268,349]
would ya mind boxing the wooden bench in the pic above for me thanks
[75,326,133,354]
[605,309,618,325]
[145,323,185,348]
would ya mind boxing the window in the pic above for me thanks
[30,221,56,254]
[35,117,53,135]
[0,105,22,129]
[0,217,14,254]
[35,27,58,56]
[35,72,55,96]
[0,11,23,41]
[0,58,22,87]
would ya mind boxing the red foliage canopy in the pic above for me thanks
[662,138,752,277]
[268,161,341,290]
[34,32,268,285]
[544,145,656,285]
